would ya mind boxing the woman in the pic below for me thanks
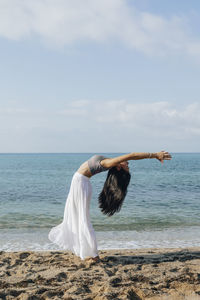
[48,151,171,262]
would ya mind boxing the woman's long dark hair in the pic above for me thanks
[98,167,131,216]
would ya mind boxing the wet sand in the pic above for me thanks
[1,247,200,300]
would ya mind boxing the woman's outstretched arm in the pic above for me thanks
[101,151,171,169]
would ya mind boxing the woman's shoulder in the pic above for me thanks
[88,155,108,175]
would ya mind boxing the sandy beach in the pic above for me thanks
[0,247,200,300]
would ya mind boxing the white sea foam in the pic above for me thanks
[1,227,200,252]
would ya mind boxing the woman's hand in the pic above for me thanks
[156,151,172,163]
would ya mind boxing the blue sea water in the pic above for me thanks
[0,153,200,251]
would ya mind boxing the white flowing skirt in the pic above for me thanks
[48,172,98,260]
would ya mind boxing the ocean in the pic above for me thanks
[0,153,200,251]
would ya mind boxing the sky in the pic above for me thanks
[0,0,200,153]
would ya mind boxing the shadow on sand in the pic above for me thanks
[100,249,200,266]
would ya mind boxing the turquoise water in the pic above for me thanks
[0,153,200,251]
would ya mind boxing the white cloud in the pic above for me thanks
[1,101,200,138]
[0,101,200,152]
[56,100,200,138]
[58,108,87,117]
[0,108,30,114]
[0,0,200,57]
[57,100,89,116]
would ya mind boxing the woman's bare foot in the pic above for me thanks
[92,255,100,262]
[85,255,100,262]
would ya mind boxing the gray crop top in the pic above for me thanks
[87,155,108,175]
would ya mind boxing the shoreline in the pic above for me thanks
[1,247,200,299]
[2,226,200,252]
